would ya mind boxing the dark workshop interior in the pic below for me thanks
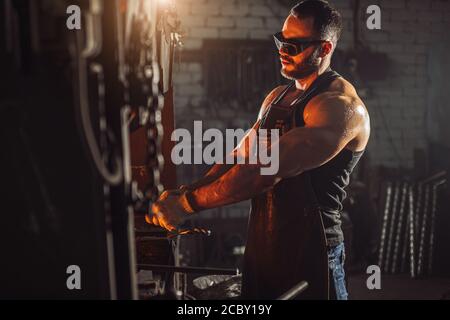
[1,0,450,300]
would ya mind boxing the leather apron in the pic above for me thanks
[241,69,342,300]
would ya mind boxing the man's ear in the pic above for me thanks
[320,41,333,57]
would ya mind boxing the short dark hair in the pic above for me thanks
[291,0,343,45]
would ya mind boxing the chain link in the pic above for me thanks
[119,1,181,210]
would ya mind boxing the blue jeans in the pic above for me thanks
[328,243,348,300]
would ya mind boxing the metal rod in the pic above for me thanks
[412,183,423,277]
[400,205,409,274]
[385,181,400,273]
[277,281,309,300]
[137,264,240,276]
[417,183,430,276]
[136,228,212,239]
[427,179,446,275]
[407,185,416,277]
[419,171,447,184]
[392,181,408,273]
[378,182,392,269]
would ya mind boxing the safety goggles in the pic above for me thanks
[273,32,326,56]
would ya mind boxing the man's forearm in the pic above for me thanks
[188,163,278,211]
[184,163,234,191]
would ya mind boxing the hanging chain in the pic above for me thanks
[144,1,181,206]
[120,0,181,210]
[145,59,166,204]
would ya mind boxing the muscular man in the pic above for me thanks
[149,0,370,300]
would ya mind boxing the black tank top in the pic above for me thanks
[263,70,364,245]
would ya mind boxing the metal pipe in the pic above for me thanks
[277,281,309,300]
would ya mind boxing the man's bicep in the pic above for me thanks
[275,127,345,178]
[276,98,363,178]
[305,95,363,141]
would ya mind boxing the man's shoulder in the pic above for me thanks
[309,77,367,114]
[327,77,365,106]
[305,81,369,127]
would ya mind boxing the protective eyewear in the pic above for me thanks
[273,32,326,56]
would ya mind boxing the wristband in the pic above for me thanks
[181,190,203,214]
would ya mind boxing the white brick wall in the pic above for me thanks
[173,0,450,169]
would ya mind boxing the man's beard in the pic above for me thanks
[280,48,321,80]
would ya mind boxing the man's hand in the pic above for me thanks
[146,190,194,232]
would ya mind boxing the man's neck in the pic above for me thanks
[295,63,331,91]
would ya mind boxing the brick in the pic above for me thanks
[221,4,250,17]
[188,62,202,72]
[387,9,415,21]
[414,53,427,64]
[444,13,450,22]
[380,0,406,9]
[378,43,403,53]
[400,65,418,76]
[407,0,431,9]
[332,0,352,10]
[419,11,443,22]
[181,38,203,50]
[431,21,446,33]
[404,21,432,33]
[206,17,235,28]
[182,15,206,28]
[403,91,426,100]
[365,31,390,42]
[416,32,434,44]
[415,66,427,77]
[391,53,416,64]
[250,5,273,17]
[236,17,264,28]
[176,84,204,97]
[265,17,283,30]
[192,72,202,83]
[382,20,405,32]
[219,28,250,39]
[339,8,353,20]
[176,4,191,15]
[190,97,202,107]
[175,63,190,73]
[406,44,427,54]
[431,0,450,10]
[389,31,415,42]
[189,27,219,39]
[245,0,270,5]
[249,29,272,40]
[174,96,189,108]
[191,3,220,16]
[177,0,206,4]
[173,73,192,85]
